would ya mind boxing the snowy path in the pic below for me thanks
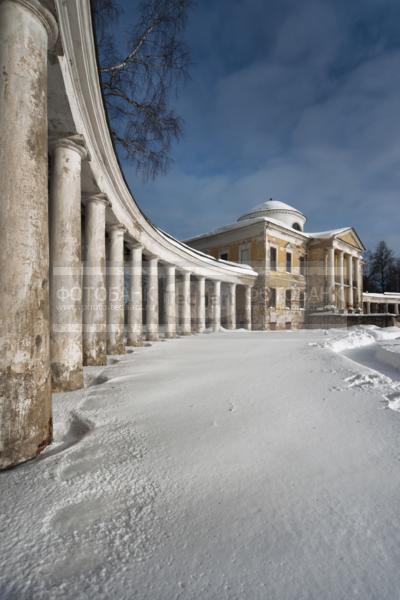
[2,330,400,599]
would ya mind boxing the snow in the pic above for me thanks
[1,328,400,599]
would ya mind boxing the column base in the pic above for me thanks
[84,355,107,367]
[147,333,160,342]
[0,376,52,470]
[164,332,177,339]
[107,343,126,355]
[51,363,84,392]
[127,334,144,347]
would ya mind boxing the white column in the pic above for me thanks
[227,283,237,329]
[83,193,109,366]
[338,251,345,310]
[356,258,363,308]
[347,254,354,308]
[210,280,221,331]
[165,265,176,339]
[0,0,58,469]
[327,247,335,306]
[365,302,371,314]
[146,257,159,341]
[244,285,252,330]
[180,272,191,335]
[395,304,399,316]
[127,243,143,346]
[49,135,88,391]
[107,224,126,354]
[194,277,206,333]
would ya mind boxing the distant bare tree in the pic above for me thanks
[364,241,397,293]
[92,0,192,179]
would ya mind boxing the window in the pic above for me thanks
[269,288,276,308]
[270,247,277,271]
[285,289,292,309]
[286,252,292,273]
[292,222,302,231]
[299,291,305,309]
[219,251,229,261]
[239,247,250,264]
[299,256,306,276]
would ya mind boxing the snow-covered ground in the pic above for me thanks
[1,327,400,599]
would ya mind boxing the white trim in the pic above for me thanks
[285,249,293,274]
[238,243,251,264]
[269,244,278,272]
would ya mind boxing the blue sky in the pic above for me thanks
[116,0,400,253]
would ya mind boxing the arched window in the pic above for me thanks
[292,222,302,231]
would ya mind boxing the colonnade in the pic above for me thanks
[50,181,253,392]
[363,296,400,315]
[0,0,256,469]
[326,246,363,310]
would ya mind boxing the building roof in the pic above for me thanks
[184,215,309,244]
[237,198,305,222]
[306,227,350,239]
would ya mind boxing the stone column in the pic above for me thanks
[0,0,58,469]
[146,256,159,341]
[327,247,335,306]
[127,243,143,346]
[210,280,222,331]
[194,277,206,333]
[107,224,126,354]
[244,285,252,330]
[164,265,176,339]
[365,302,371,314]
[49,135,88,392]
[338,251,345,310]
[356,258,363,308]
[395,304,399,316]
[180,272,192,335]
[83,193,109,366]
[347,254,354,308]
[227,283,237,329]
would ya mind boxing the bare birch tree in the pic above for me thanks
[93,0,192,179]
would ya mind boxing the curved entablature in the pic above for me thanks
[53,0,257,287]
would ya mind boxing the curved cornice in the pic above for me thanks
[53,0,257,286]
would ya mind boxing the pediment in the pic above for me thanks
[336,228,365,251]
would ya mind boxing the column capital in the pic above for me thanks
[50,133,90,161]
[126,240,143,251]
[108,223,126,237]
[6,0,59,49]
[83,192,111,208]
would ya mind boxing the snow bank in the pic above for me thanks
[326,326,400,353]
[325,328,376,352]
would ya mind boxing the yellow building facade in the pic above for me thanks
[185,199,365,329]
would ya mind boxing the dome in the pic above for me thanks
[238,198,306,231]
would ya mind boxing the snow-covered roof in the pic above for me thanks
[238,198,305,223]
[185,215,309,243]
[307,227,350,239]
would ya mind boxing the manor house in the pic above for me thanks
[185,199,365,329]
